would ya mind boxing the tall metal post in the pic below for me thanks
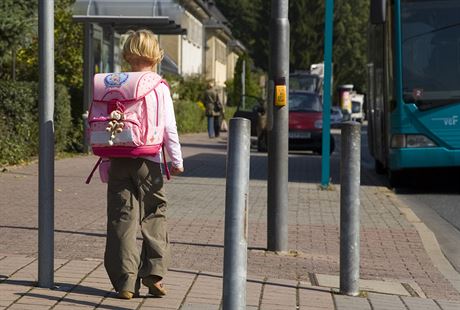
[222,118,251,310]
[241,59,246,110]
[321,0,334,187]
[339,122,361,296]
[38,0,55,288]
[82,23,93,153]
[267,0,289,252]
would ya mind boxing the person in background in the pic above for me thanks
[213,94,224,138]
[203,81,220,138]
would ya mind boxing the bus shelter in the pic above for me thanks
[73,0,188,151]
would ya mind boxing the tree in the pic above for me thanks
[17,0,83,89]
[289,0,325,70]
[216,0,370,92]
[333,0,369,93]
[226,54,263,106]
[215,0,270,71]
[0,0,37,80]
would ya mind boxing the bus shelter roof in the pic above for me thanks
[73,0,187,35]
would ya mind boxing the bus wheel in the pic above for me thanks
[375,160,385,175]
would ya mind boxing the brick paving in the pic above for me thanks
[1,131,460,309]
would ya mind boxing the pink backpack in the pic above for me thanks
[86,71,169,183]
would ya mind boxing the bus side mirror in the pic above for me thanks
[370,0,386,24]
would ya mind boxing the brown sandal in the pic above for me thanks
[142,276,167,297]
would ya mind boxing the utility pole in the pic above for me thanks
[321,0,334,187]
[82,23,92,153]
[267,0,289,252]
[241,59,246,110]
[38,0,55,288]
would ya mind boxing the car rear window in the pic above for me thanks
[289,93,322,112]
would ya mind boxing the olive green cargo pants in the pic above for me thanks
[104,158,170,293]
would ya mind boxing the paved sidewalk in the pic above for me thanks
[2,254,460,310]
[1,131,460,309]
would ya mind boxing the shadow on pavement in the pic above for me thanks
[180,151,388,186]
[391,168,460,195]
[16,292,130,310]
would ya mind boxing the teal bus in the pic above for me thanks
[367,0,460,187]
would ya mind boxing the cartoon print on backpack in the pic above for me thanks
[104,73,129,88]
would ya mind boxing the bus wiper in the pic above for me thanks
[403,21,460,43]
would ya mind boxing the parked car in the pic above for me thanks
[330,106,343,127]
[257,91,335,154]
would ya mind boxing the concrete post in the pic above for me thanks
[340,121,361,296]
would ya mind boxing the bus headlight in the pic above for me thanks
[391,134,436,148]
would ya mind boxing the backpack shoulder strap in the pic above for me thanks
[85,157,102,184]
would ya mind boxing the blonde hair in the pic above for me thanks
[122,29,164,70]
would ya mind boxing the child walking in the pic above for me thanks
[104,29,184,300]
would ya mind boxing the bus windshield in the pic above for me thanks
[401,0,460,108]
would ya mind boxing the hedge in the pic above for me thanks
[0,81,72,166]
[174,99,207,133]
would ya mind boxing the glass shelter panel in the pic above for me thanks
[74,0,184,23]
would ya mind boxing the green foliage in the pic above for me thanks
[54,83,73,152]
[165,74,208,102]
[16,0,84,89]
[227,55,263,106]
[333,0,369,93]
[216,0,370,92]
[0,81,72,166]
[162,74,209,133]
[0,0,37,79]
[173,99,207,134]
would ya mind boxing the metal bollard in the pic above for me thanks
[38,0,55,288]
[339,121,361,296]
[222,118,251,310]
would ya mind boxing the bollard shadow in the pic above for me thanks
[0,225,106,238]
[0,225,268,252]
[168,268,334,294]
[13,291,132,310]
[171,240,265,251]
[180,141,228,151]
[3,279,130,310]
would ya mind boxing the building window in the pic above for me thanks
[182,12,202,47]
[216,39,226,64]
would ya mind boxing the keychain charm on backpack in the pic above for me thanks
[106,110,125,145]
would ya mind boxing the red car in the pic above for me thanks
[288,91,334,154]
[257,91,335,154]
